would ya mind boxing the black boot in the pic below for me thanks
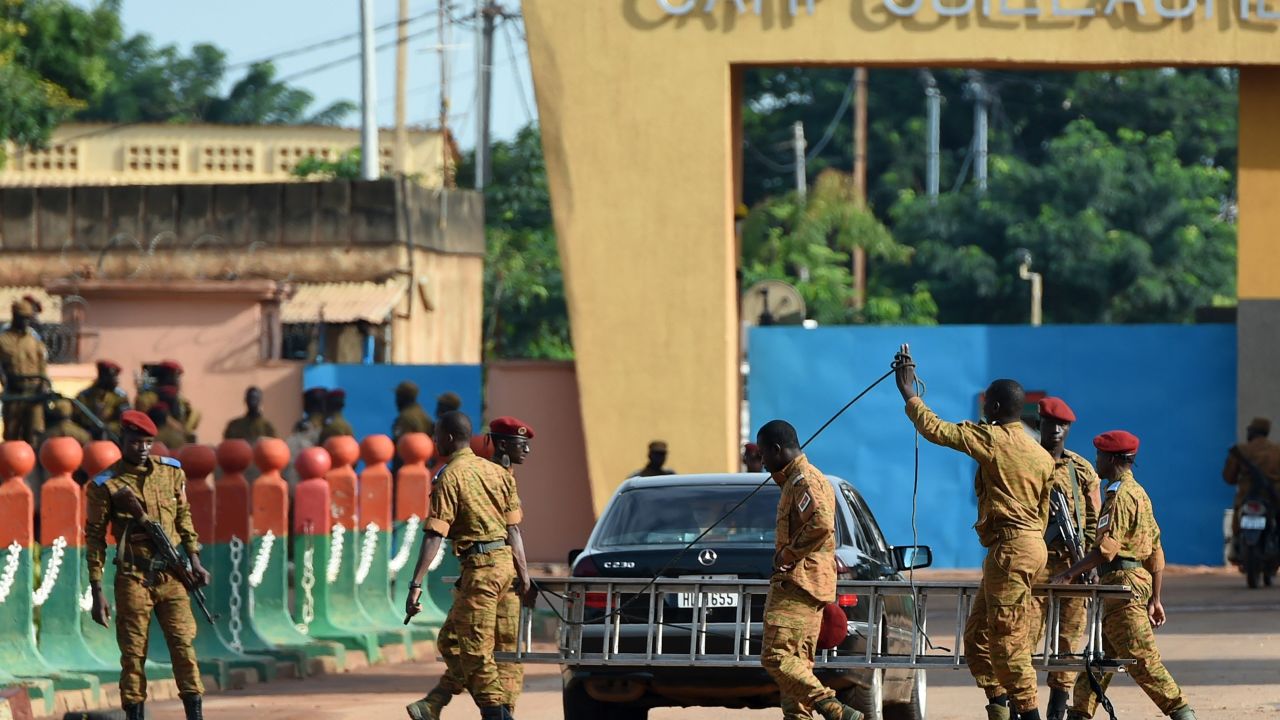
[479,706,506,720]
[181,694,203,720]
[986,695,1011,720]
[1017,709,1043,720]
[1046,688,1070,720]
[123,703,145,720]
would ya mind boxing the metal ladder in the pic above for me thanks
[504,577,1133,672]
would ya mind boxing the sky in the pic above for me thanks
[78,0,538,150]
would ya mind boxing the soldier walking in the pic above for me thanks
[757,419,863,720]
[1032,397,1101,720]
[84,410,210,720]
[893,344,1053,720]
[404,411,534,720]
[420,416,538,719]
[1052,431,1198,720]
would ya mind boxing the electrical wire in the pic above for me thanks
[743,74,857,174]
[278,27,440,83]
[226,7,441,70]
[501,20,534,124]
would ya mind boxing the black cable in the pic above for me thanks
[227,8,441,70]
[536,364,900,628]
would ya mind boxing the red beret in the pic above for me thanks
[157,385,179,395]
[121,409,158,436]
[1038,397,1076,423]
[159,360,184,374]
[327,389,346,400]
[489,416,534,439]
[817,602,849,650]
[1094,430,1139,455]
[151,401,171,414]
[96,359,122,373]
[744,442,760,453]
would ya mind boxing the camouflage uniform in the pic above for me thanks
[424,448,523,709]
[136,392,201,438]
[43,400,93,446]
[156,418,189,453]
[0,325,47,443]
[760,454,838,714]
[223,414,278,443]
[75,384,131,438]
[906,398,1053,714]
[1071,469,1187,717]
[1032,450,1101,692]
[318,412,355,444]
[84,455,204,705]
[434,465,525,710]
[1222,436,1280,533]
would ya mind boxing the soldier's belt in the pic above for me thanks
[459,539,508,558]
[1100,557,1142,575]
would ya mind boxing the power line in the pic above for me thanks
[278,26,439,84]
[744,76,857,174]
[228,8,440,70]
[501,18,533,124]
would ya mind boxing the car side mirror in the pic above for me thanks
[567,548,583,566]
[891,545,932,572]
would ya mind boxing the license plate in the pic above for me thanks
[676,575,738,609]
[1241,515,1268,530]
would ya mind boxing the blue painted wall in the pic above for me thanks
[302,364,482,443]
[748,325,1236,568]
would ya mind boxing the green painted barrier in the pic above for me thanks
[393,434,451,634]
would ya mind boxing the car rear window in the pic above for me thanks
[595,484,783,547]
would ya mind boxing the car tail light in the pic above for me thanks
[837,594,858,608]
[585,592,609,609]
[835,557,855,580]
[572,556,608,608]
[1243,501,1265,515]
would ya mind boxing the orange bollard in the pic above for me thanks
[251,439,290,539]
[392,433,447,627]
[470,434,494,460]
[293,448,332,538]
[38,438,84,549]
[213,440,253,547]
[323,436,360,531]
[0,441,36,548]
[358,436,394,532]
[394,433,434,525]
[178,445,217,546]
[150,441,173,458]
[355,436,407,630]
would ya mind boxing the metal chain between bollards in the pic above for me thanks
[248,530,275,588]
[32,536,67,607]
[355,522,379,585]
[0,541,21,605]
[388,515,420,573]
[228,536,245,653]
[295,534,317,635]
[326,523,346,584]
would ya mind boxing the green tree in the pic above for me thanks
[291,148,363,180]
[887,120,1235,324]
[742,170,938,325]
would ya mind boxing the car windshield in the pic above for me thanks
[595,484,782,547]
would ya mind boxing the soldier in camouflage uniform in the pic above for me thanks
[74,359,131,439]
[84,410,210,720]
[894,344,1054,720]
[1053,431,1197,720]
[1030,397,1101,720]
[43,398,92,446]
[404,411,534,720]
[757,419,863,720]
[421,416,537,719]
[223,386,277,443]
[0,296,48,444]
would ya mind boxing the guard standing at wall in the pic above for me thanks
[84,410,209,720]
[393,381,434,441]
[756,419,863,720]
[301,387,328,433]
[75,359,131,439]
[136,361,200,438]
[223,386,277,443]
[1052,431,1198,720]
[893,344,1053,720]
[318,388,355,444]
[0,295,49,444]
[148,402,189,452]
[1222,417,1280,555]
[404,411,533,720]
[1031,397,1101,720]
[628,440,676,478]
[419,416,537,720]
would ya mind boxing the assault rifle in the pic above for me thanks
[113,488,217,624]
[1045,486,1093,582]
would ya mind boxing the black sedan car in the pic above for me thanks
[563,473,930,720]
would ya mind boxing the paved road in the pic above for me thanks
[147,568,1279,720]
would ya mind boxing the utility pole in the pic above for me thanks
[851,67,868,311]
[1016,249,1042,326]
[792,121,807,199]
[922,70,941,200]
[394,0,410,174]
[358,0,380,181]
[438,0,452,188]
[475,0,499,190]
[967,70,989,192]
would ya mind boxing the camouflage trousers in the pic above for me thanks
[443,547,517,708]
[761,579,836,713]
[964,533,1047,713]
[1031,551,1089,691]
[435,583,524,707]
[1071,568,1186,717]
[115,572,204,705]
[1,397,44,444]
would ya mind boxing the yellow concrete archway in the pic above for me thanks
[523,0,1280,513]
